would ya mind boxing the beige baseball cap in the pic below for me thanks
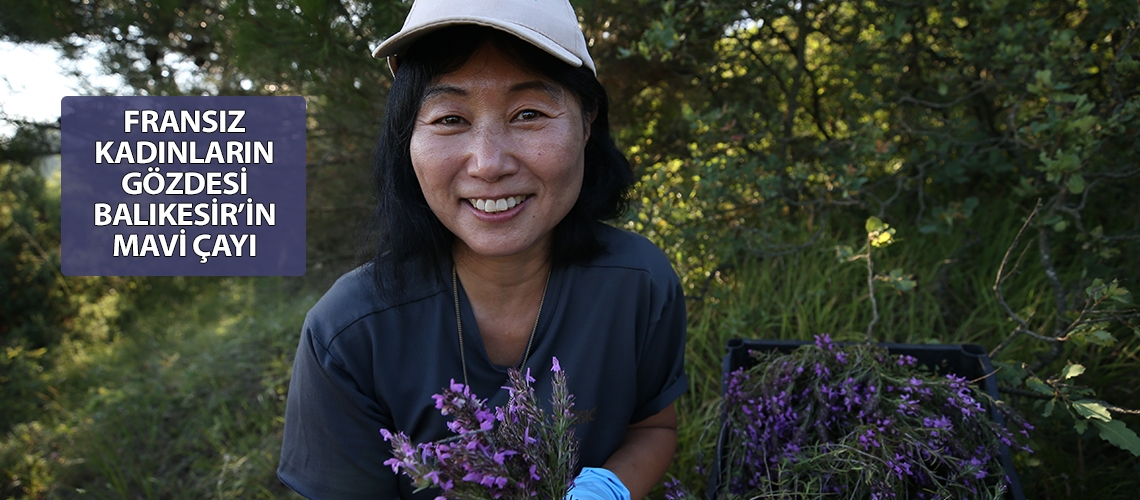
[372,0,596,76]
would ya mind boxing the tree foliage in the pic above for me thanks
[603,0,1140,469]
[601,0,1139,282]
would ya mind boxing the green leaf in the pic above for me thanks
[1026,377,1053,396]
[1043,399,1055,417]
[1086,330,1117,346]
[1038,150,1081,181]
[865,216,888,233]
[1094,280,1134,304]
[994,361,1027,386]
[885,269,917,292]
[894,277,916,292]
[1068,115,1098,134]
[1111,288,1133,305]
[1072,324,1117,347]
[1061,363,1085,380]
[1029,69,1053,94]
[834,245,856,261]
[1014,176,1039,198]
[1091,419,1140,457]
[1072,400,1112,422]
[918,223,940,234]
[1086,278,1107,299]
[1075,419,1089,434]
[1071,386,1097,398]
[1119,56,1139,73]
[1067,174,1085,194]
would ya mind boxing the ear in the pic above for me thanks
[582,107,597,144]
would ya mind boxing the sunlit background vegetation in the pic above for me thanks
[2,0,1138,498]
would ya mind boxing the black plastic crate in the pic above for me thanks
[707,339,1025,500]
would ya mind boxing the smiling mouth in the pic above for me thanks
[468,195,528,214]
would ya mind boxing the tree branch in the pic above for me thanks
[865,240,879,343]
[999,387,1053,400]
[1105,403,1140,416]
[992,201,1047,332]
[896,83,991,110]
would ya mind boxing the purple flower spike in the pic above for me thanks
[492,450,517,464]
[383,357,578,499]
[476,409,496,431]
[814,333,834,350]
[719,341,1031,498]
[552,356,562,372]
[448,378,465,393]
[383,457,401,474]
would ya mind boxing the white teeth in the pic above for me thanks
[470,196,526,213]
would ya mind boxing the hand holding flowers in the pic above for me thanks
[382,358,579,500]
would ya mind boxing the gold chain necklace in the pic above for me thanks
[452,264,551,388]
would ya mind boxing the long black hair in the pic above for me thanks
[366,25,634,300]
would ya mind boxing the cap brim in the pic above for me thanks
[372,16,586,75]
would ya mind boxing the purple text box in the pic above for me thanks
[61,96,306,276]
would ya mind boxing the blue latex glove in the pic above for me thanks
[566,467,630,500]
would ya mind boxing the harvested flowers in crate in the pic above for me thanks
[693,335,1033,500]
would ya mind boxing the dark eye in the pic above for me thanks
[515,109,544,121]
[436,115,466,125]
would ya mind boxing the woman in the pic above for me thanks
[278,1,687,498]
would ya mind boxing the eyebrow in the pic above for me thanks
[508,80,565,100]
[422,84,466,102]
[421,80,564,102]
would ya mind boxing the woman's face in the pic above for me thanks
[409,42,589,262]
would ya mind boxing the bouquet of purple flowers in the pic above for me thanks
[382,358,579,500]
[693,335,1033,500]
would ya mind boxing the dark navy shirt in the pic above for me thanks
[278,224,688,499]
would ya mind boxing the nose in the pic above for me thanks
[466,123,518,182]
